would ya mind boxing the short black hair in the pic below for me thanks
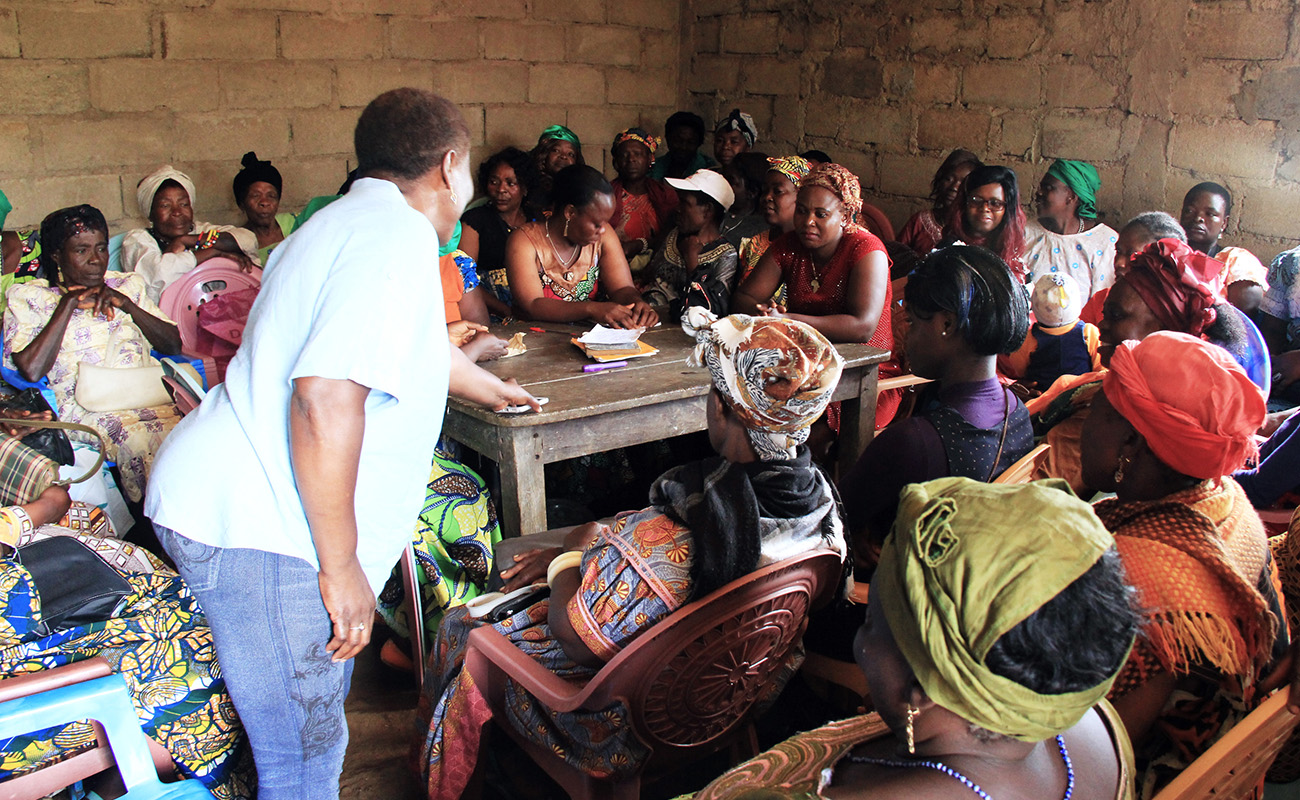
[665,111,706,143]
[477,146,536,199]
[354,88,470,182]
[985,548,1138,696]
[550,164,613,212]
[1204,302,1250,364]
[800,149,833,164]
[904,245,1029,356]
[1184,181,1233,216]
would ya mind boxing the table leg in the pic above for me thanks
[838,364,880,479]
[497,428,547,539]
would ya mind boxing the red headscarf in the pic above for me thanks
[1124,238,1220,336]
[1103,331,1264,480]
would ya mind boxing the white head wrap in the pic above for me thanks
[136,165,196,219]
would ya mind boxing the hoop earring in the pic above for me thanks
[1114,455,1130,485]
[906,705,918,754]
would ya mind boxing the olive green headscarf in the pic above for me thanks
[1046,159,1101,220]
[875,477,1126,742]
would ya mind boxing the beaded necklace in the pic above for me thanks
[838,734,1075,800]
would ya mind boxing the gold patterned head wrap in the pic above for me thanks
[136,165,196,219]
[683,307,843,461]
[800,163,862,225]
[767,155,812,188]
[612,128,659,165]
[876,477,1126,741]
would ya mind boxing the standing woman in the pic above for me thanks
[233,151,295,265]
[121,166,259,303]
[1024,159,1119,300]
[144,89,538,799]
[459,146,536,318]
[942,165,1028,281]
[734,163,901,427]
[505,165,658,329]
[897,149,981,256]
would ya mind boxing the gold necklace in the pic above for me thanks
[543,224,579,280]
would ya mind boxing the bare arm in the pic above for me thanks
[289,376,373,663]
[781,249,889,343]
[505,227,652,328]
[13,291,84,382]
[447,344,541,410]
[459,223,480,262]
[97,286,182,355]
[1227,280,1264,315]
[733,249,783,314]
[1110,670,1178,747]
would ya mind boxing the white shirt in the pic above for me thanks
[146,178,450,595]
[121,223,259,304]
[1023,220,1119,300]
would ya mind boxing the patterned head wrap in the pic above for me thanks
[612,128,659,164]
[232,151,282,204]
[136,165,196,219]
[715,109,757,147]
[799,163,863,225]
[1045,159,1101,219]
[1124,238,1219,337]
[683,307,843,461]
[767,155,812,188]
[537,124,580,149]
[39,205,109,283]
[1103,331,1265,480]
[877,476,1125,742]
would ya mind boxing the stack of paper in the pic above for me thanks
[572,325,658,361]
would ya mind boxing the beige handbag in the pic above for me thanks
[73,327,170,412]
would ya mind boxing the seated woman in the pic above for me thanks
[941,164,1027,281]
[1179,181,1268,314]
[642,169,739,317]
[713,108,757,167]
[461,147,536,319]
[649,111,716,181]
[121,165,258,303]
[719,152,771,249]
[0,437,250,799]
[233,151,294,266]
[418,311,848,799]
[692,477,1140,800]
[1080,331,1282,797]
[733,163,900,427]
[897,148,982,256]
[609,128,677,264]
[1024,159,1119,301]
[505,164,657,329]
[737,155,812,287]
[1081,211,1187,325]
[528,124,583,214]
[838,245,1033,569]
[4,205,183,503]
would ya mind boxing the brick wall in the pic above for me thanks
[684,0,1300,264]
[0,0,681,232]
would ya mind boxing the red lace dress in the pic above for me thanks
[768,228,904,428]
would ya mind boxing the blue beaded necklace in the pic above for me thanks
[843,734,1075,800]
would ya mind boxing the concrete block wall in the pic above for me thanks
[683,0,1300,264]
[0,0,681,232]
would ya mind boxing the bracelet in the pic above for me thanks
[546,550,584,587]
[193,230,222,251]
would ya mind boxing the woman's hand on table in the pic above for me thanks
[591,300,659,329]
[501,546,563,591]
[448,319,488,348]
[755,302,787,318]
[462,333,508,362]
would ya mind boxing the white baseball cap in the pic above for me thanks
[665,169,735,211]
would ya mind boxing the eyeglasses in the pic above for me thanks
[967,196,1006,211]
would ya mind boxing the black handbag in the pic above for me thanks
[11,536,131,639]
[0,389,74,466]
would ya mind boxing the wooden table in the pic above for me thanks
[443,322,890,538]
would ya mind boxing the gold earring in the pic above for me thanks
[449,189,458,205]
[906,705,918,754]
[1114,455,1130,485]
[563,216,571,238]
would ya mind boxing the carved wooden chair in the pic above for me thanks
[464,549,843,799]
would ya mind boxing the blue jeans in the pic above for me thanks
[156,524,354,800]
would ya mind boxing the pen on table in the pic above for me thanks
[582,361,627,373]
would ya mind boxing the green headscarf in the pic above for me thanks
[875,477,1126,742]
[537,124,580,149]
[1046,159,1101,219]
[0,189,11,230]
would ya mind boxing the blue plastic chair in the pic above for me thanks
[0,673,214,799]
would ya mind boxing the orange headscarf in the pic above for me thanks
[1103,331,1264,480]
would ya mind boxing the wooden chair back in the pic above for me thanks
[1151,689,1300,800]
[993,442,1050,485]
[465,549,844,799]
